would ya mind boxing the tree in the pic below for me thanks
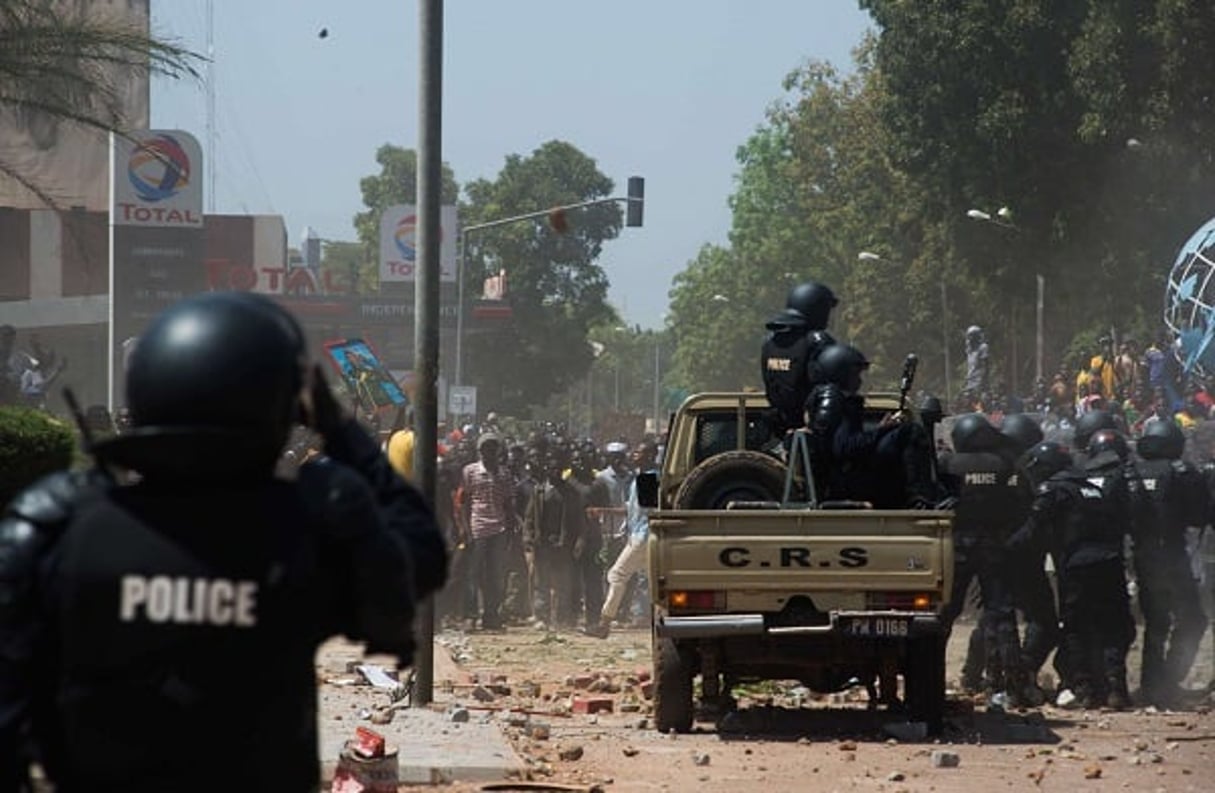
[461,140,622,414]
[861,0,1215,388]
[0,0,199,204]
[669,54,941,394]
[352,144,459,251]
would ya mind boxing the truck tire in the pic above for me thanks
[904,635,946,734]
[672,450,786,510]
[653,636,694,733]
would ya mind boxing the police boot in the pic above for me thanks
[1105,676,1131,710]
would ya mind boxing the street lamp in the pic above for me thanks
[454,177,645,388]
[965,207,1044,387]
[857,251,952,399]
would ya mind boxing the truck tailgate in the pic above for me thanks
[649,509,951,592]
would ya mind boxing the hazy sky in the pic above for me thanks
[151,1,872,328]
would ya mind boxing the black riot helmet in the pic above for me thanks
[1137,419,1186,460]
[1087,429,1129,463]
[1073,409,1117,452]
[1018,441,1072,486]
[1000,413,1044,453]
[785,281,838,329]
[817,344,869,387]
[950,412,1003,453]
[100,292,306,478]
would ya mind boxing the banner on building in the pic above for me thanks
[379,204,458,283]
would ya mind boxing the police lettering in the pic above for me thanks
[120,575,258,627]
[964,472,998,485]
[1142,478,1157,491]
[766,357,792,372]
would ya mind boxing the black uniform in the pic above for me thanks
[1130,457,1208,701]
[0,292,448,791]
[941,449,1023,692]
[809,383,936,508]
[761,314,835,436]
[1008,467,1133,707]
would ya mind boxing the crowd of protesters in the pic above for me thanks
[382,411,663,636]
[951,327,1215,457]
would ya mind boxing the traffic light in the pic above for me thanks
[626,176,644,227]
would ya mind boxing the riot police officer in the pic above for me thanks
[994,413,1056,704]
[0,293,447,791]
[939,414,1024,700]
[1129,420,1208,706]
[1072,409,1118,463]
[1008,442,1134,709]
[808,344,940,508]
[761,280,838,437]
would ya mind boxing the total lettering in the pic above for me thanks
[117,203,202,225]
[120,575,258,627]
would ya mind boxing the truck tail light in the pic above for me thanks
[668,590,725,613]
[866,592,935,611]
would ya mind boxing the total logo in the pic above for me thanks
[388,215,445,277]
[116,132,202,226]
[128,134,191,202]
[393,215,418,262]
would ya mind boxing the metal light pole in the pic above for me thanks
[652,341,660,434]
[454,182,645,387]
[965,208,1043,390]
[858,250,952,398]
[411,0,443,708]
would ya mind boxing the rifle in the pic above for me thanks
[62,386,116,482]
[898,353,918,413]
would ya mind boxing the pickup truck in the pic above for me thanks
[639,392,953,733]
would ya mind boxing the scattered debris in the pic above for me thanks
[693,752,711,766]
[355,664,399,690]
[839,741,858,751]
[571,696,613,715]
[449,707,471,723]
[930,750,960,768]
[529,722,552,740]
[886,771,905,782]
[1083,764,1102,779]
[352,727,386,759]
[558,745,585,762]
[472,685,496,703]
[622,746,640,757]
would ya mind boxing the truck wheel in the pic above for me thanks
[904,635,946,734]
[672,450,786,510]
[653,637,694,733]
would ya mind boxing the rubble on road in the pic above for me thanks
[930,750,960,768]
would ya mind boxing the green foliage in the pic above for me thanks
[353,144,460,254]
[0,0,200,205]
[668,3,1215,402]
[319,240,375,295]
[0,406,75,508]
[462,141,623,414]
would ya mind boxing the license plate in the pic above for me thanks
[841,616,910,638]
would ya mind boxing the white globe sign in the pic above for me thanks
[1164,215,1215,375]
